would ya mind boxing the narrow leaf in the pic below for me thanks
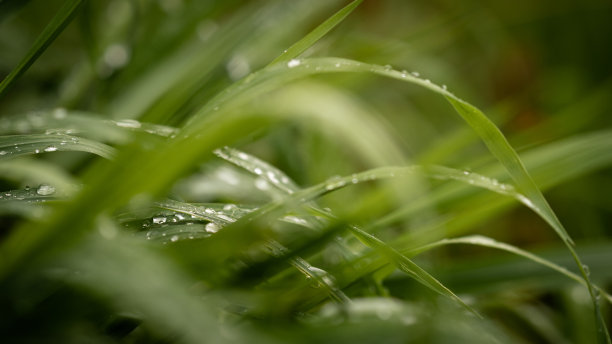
[0,0,85,98]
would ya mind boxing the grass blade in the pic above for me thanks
[0,0,85,98]
[408,235,612,305]
[0,134,115,160]
[268,0,363,66]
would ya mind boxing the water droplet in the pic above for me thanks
[204,208,216,215]
[34,149,40,154]
[237,152,249,160]
[0,151,7,156]
[53,108,67,119]
[267,171,279,184]
[152,216,167,224]
[197,20,218,41]
[383,64,392,70]
[424,79,431,83]
[335,63,341,67]
[582,264,591,276]
[36,184,55,196]
[103,43,130,69]
[223,204,237,211]
[325,176,346,190]
[170,235,179,242]
[44,146,58,152]
[376,308,392,320]
[442,84,447,90]
[226,54,251,81]
[217,214,234,222]
[253,167,263,175]
[205,222,219,233]
[287,59,301,68]
[116,119,141,129]
[463,170,471,175]
[176,214,185,221]
[255,177,269,190]
[411,71,420,77]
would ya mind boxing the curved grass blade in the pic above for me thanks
[408,235,612,305]
[268,0,363,66]
[0,110,178,142]
[0,0,85,98]
[0,134,115,160]
[347,224,479,317]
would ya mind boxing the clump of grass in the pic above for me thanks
[1,0,611,343]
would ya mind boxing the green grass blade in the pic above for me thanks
[0,134,115,160]
[59,231,244,344]
[344,224,479,317]
[0,0,85,98]
[0,158,75,191]
[214,146,300,194]
[409,235,612,305]
[268,0,363,66]
[0,110,178,142]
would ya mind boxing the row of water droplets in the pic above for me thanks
[141,201,256,243]
[214,146,297,195]
[0,184,56,201]
[284,58,450,92]
[379,64,448,91]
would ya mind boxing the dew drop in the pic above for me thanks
[0,151,7,156]
[53,108,67,119]
[267,171,279,184]
[411,71,420,77]
[255,177,269,190]
[287,59,301,68]
[116,119,141,128]
[253,167,263,175]
[442,84,448,90]
[36,184,56,196]
[152,216,167,224]
[103,43,130,69]
[582,264,591,276]
[170,235,179,242]
[205,222,219,233]
[44,146,58,152]
[223,204,237,211]
[325,176,346,190]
